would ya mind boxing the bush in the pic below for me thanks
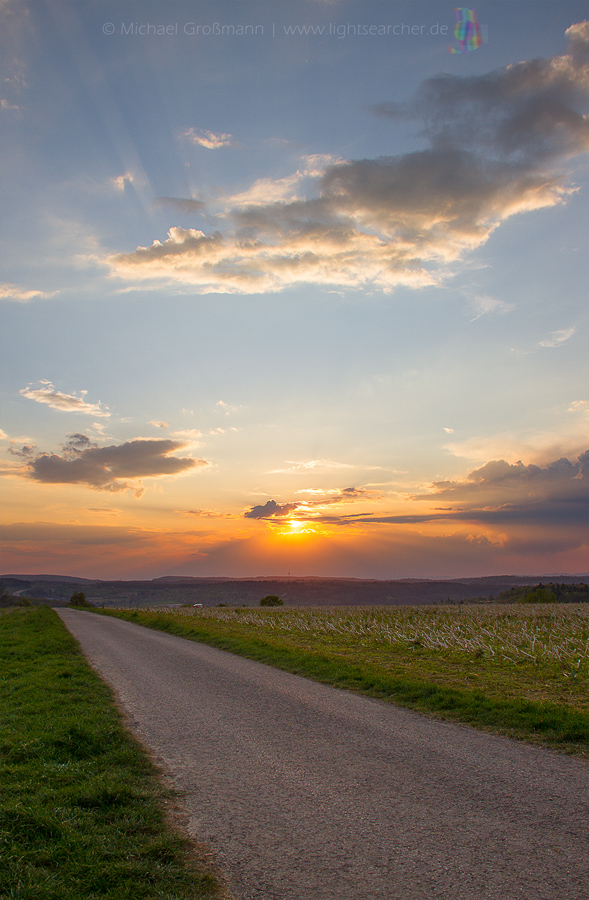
[260,595,284,607]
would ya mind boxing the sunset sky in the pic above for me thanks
[1,0,588,580]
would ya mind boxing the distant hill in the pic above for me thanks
[1,574,99,583]
[2,573,588,607]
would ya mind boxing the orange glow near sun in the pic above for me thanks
[288,519,305,532]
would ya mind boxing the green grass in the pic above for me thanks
[101,604,589,756]
[0,607,228,900]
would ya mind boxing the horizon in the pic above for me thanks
[1,1,588,580]
[3,570,589,585]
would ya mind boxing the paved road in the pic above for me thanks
[57,609,589,900]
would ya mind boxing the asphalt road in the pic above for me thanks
[57,609,589,900]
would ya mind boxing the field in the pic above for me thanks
[0,607,228,900]
[103,603,589,756]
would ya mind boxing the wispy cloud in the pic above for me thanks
[468,293,514,321]
[20,381,111,418]
[224,155,341,207]
[109,23,589,295]
[268,458,356,474]
[181,128,234,149]
[0,283,55,302]
[538,326,577,347]
[178,508,234,519]
[111,172,138,191]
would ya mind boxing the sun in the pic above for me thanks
[276,518,318,536]
[287,519,305,533]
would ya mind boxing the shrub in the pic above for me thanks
[260,595,284,607]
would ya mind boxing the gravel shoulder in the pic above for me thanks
[57,608,589,900]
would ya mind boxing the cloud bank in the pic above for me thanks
[316,451,589,532]
[109,23,589,294]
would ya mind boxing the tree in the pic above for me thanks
[260,595,283,607]
[69,591,91,608]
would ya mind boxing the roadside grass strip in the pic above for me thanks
[0,607,228,900]
[102,605,589,756]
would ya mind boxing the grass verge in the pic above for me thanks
[0,607,229,900]
[100,606,589,757]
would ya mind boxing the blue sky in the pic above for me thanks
[1,0,588,579]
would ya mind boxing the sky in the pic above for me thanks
[1,0,588,580]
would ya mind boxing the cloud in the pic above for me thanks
[468,293,514,321]
[63,432,98,452]
[243,486,381,522]
[111,172,138,191]
[244,499,299,519]
[150,420,169,429]
[329,452,589,531]
[268,459,356,474]
[171,428,202,441]
[443,416,589,465]
[20,381,110,417]
[25,438,208,493]
[0,283,55,302]
[538,326,577,347]
[247,499,308,520]
[7,443,36,458]
[108,23,589,295]
[291,452,589,550]
[181,128,234,149]
[425,452,589,511]
[0,98,19,111]
[179,508,234,519]
[224,156,341,207]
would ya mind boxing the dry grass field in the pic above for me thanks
[104,603,589,754]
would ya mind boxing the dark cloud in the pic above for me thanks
[427,451,589,507]
[244,499,299,519]
[338,486,380,501]
[315,451,589,531]
[110,23,589,294]
[62,433,98,455]
[27,438,208,493]
[244,487,379,520]
[374,24,589,165]
[7,443,36,458]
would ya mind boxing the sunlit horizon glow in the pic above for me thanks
[0,2,588,581]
